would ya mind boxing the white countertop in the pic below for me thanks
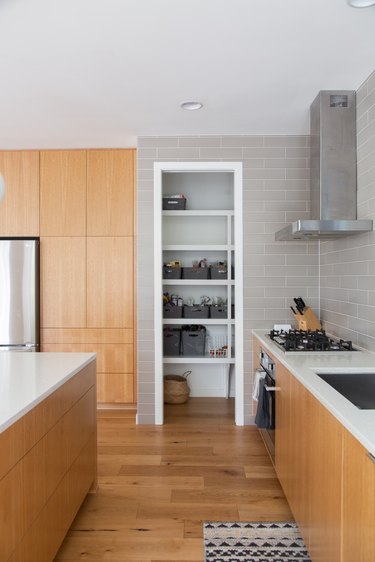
[253,330,375,456]
[0,352,96,433]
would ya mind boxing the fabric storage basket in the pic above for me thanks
[210,265,228,279]
[210,305,228,319]
[183,305,209,319]
[162,197,187,210]
[164,373,190,404]
[182,267,209,280]
[181,326,206,356]
[163,328,181,356]
[163,305,183,319]
[163,266,182,279]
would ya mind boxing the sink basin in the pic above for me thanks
[317,372,375,410]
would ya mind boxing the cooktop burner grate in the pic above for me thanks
[268,329,356,352]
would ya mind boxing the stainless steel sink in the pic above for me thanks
[317,372,375,410]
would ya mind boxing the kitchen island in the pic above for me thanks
[253,330,375,562]
[0,352,97,562]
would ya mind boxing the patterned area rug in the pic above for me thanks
[204,521,311,561]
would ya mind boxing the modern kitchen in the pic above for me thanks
[1,1,375,561]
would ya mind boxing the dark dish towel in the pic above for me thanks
[255,378,270,428]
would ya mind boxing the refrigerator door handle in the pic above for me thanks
[0,344,38,352]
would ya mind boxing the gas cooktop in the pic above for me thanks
[268,329,357,353]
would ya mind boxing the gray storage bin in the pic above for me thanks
[181,326,206,357]
[163,305,183,319]
[162,197,186,210]
[163,328,181,356]
[163,266,182,279]
[210,305,228,319]
[182,267,209,280]
[210,265,228,279]
[183,305,209,319]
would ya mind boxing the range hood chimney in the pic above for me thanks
[275,90,373,241]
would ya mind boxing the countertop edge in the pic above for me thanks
[0,353,96,434]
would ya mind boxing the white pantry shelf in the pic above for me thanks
[163,319,235,325]
[162,210,234,217]
[163,356,235,364]
[163,245,234,251]
[163,279,234,286]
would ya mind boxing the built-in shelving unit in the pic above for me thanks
[154,162,243,425]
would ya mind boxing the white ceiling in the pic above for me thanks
[0,0,375,149]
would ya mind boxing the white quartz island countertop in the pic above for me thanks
[0,352,96,433]
[253,330,375,457]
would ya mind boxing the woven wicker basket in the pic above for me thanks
[164,372,191,404]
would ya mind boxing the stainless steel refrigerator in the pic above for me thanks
[0,238,40,351]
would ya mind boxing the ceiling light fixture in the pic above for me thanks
[180,101,203,111]
[0,174,5,202]
[347,0,375,7]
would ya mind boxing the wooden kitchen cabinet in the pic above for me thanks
[87,149,135,236]
[307,391,342,562]
[0,151,39,236]
[275,364,342,562]
[41,328,135,404]
[87,236,134,329]
[342,429,375,562]
[40,237,86,328]
[40,150,86,236]
[36,147,136,405]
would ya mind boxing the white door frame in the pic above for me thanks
[153,161,244,425]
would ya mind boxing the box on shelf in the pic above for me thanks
[181,325,206,356]
[210,305,228,319]
[182,267,209,280]
[210,265,228,279]
[163,305,183,319]
[163,328,181,356]
[162,196,187,210]
[163,266,182,279]
[183,305,209,319]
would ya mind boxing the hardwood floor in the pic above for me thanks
[54,398,293,561]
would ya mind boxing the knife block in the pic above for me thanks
[294,307,321,331]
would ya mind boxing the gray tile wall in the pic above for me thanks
[320,71,375,353]
[137,135,318,424]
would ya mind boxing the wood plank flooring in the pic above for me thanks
[54,398,293,561]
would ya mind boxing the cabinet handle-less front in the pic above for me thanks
[367,451,375,464]
[264,385,280,392]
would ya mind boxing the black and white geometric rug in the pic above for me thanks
[204,521,311,561]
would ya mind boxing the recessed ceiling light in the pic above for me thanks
[347,0,375,7]
[180,101,203,111]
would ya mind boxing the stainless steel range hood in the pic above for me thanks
[275,90,373,241]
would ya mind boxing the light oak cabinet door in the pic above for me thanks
[275,366,342,562]
[306,393,342,562]
[87,237,134,329]
[40,237,86,328]
[342,430,375,562]
[87,149,135,236]
[40,150,86,236]
[0,151,39,236]
[41,328,135,404]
